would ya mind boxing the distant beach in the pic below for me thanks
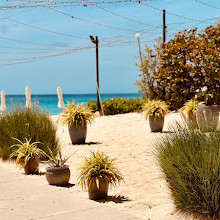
[3,93,141,115]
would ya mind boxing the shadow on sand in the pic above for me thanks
[96,195,131,204]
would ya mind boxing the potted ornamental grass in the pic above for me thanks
[78,151,123,200]
[45,146,74,186]
[58,102,93,144]
[180,99,204,129]
[144,100,170,132]
[195,86,220,132]
[10,138,47,175]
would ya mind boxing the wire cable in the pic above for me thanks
[5,18,88,40]
[96,5,160,28]
[191,0,220,10]
[50,7,144,33]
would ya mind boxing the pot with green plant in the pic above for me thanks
[45,146,74,186]
[195,86,220,132]
[144,100,170,132]
[10,138,47,175]
[180,99,204,129]
[78,151,123,200]
[58,102,93,144]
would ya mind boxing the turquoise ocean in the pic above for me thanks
[3,93,141,115]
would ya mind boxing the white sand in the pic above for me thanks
[0,112,194,220]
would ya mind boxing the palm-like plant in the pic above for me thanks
[181,99,204,117]
[46,145,75,167]
[78,151,123,189]
[10,138,47,168]
[58,102,93,127]
[144,100,170,119]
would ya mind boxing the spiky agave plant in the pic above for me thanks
[144,100,170,119]
[181,99,204,117]
[78,151,123,189]
[46,145,76,167]
[57,102,93,127]
[10,138,47,168]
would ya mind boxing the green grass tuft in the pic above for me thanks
[157,124,220,219]
[0,107,58,160]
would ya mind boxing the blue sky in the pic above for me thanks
[0,0,219,95]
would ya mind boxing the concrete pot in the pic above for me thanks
[149,115,164,132]
[196,105,220,132]
[46,165,70,186]
[88,177,109,200]
[23,157,39,175]
[68,123,87,144]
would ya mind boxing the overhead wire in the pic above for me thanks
[5,18,88,40]
[96,5,160,28]
[0,0,149,10]
[0,35,75,48]
[50,7,144,33]
[140,2,220,23]
[190,0,220,10]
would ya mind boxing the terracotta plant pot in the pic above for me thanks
[149,115,164,132]
[88,177,109,200]
[68,123,87,144]
[196,105,220,132]
[23,157,39,175]
[46,165,70,186]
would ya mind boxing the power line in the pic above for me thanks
[5,18,88,40]
[191,0,220,10]
[0,0,149,10]
[0,35,73,48]
[140,2,219,23]
[96,5,160,28]
[0,44,93,66]
[50,7,144,33]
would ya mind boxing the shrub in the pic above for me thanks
[137,24,220,110]
[87,98,143,115]
[0,107,58,160]
[157,124,220,219]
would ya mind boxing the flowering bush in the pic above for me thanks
[195,86,215,106]
[137,24,220,109]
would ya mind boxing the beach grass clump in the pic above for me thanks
[0,107,58,160]
[87,98,143,115]
[157,124,220,219]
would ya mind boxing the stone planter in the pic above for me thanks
[46,165,70,186]
[23,157,39,175]
[88,177,109,200]
[196,105,220,132]
[149,115,164,132]
[68,123,87,144]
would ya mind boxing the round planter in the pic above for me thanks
[23,157,39,175]
[196,105,220,132]
[45,165,70,186]
[68,123,87,144]
[88,177,109,200]
[149,115,164,132]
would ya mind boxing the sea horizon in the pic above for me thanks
[2,93,142,115]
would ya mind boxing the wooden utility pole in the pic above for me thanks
[162,9,166,99]
[163,9,166,44]
[90,35,101,112]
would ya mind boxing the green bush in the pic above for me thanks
[87,98,143,115]
[0,107,58,160]
[157,124,220,219]
[137,24,220,110]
